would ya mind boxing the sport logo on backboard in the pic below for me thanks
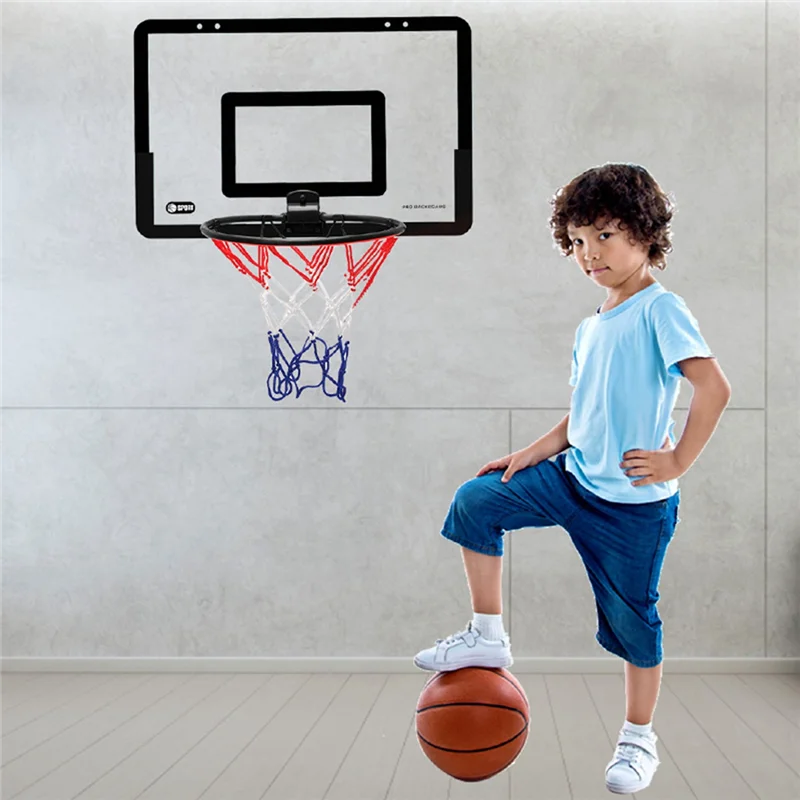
[166,202,196,214]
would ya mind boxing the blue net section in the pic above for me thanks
[267,329,350,402]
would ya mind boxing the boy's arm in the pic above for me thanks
[529,413,571,461]
[672,357,732,472]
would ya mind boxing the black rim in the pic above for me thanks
[200,213,406,246]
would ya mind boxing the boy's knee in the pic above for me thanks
[452,474,494,514]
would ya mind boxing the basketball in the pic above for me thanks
[415,667,529,781]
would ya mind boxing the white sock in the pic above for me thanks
[624,719,653,736]
[472,612,506,641]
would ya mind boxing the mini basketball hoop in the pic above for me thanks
[201,190,405,402]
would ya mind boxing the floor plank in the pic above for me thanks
[323,674,428,800]
[385,679,450,800]
[4,674,193,799]
[546,674,624,800]
[198,673,349,800]
[778,674,800,694]
[1,673,53,696]
[3,674,153,765]
[665,674,800,799]
[261,674,389,800]
[77,674,264,800]
[137,674,309,800]
[12,674,232,800]
[3,675,115,729]
[2,671,798,800]
[701,675,800,779]
[508,675,571,800]
[2,674,84,711]
[738,674,800,726]
[645,679,758,800]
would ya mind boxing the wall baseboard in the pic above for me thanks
[2,657,798,674]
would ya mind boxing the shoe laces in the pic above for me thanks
[612,730,657,771]
[436,621,477,646]
[615,742,647,768]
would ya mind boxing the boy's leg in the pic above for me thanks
[561,495,675,794]
[414,458,578,672]
[462,547,503,615]
[605,660,663,793]
[624,661,663,724]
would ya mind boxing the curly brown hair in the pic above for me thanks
[548,163,675,271]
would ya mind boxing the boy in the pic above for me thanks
[413,164,731,793]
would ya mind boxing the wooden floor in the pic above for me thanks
[2,671,799,800]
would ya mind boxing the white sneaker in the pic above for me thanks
[605,727,660,794]
[413,620,513,672]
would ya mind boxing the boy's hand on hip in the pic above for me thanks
[620,437,684,487]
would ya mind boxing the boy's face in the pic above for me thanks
[566,216,651,285]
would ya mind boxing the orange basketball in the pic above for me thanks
[415,667,529,782]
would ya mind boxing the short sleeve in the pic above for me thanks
[651,293,714,378]
[569,323,581,386]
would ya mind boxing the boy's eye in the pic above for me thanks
[571,232,611,245]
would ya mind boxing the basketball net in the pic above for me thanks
[211,236,399,401]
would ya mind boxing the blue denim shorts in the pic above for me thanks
[441,452,681,668]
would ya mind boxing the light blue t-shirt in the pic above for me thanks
[565,281,714,504]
